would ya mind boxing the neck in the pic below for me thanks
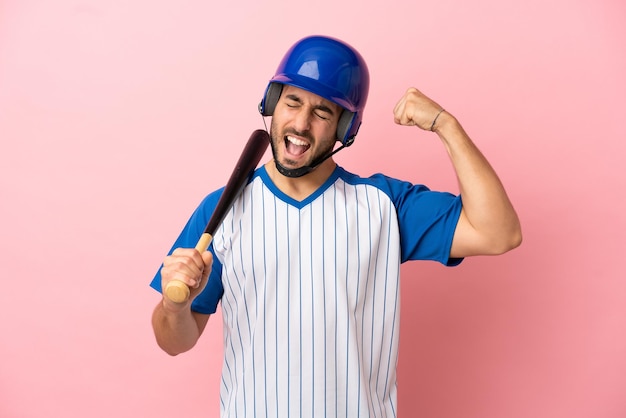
[265,159,336,201]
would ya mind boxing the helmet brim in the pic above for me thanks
[270,74,359,113]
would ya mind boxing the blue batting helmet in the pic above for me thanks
[259,35,370,146]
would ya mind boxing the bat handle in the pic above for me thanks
[163,280,190,304]
[163,233,214,304]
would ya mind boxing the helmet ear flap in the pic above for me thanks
[259,83,283,116]
[337,111,359,146]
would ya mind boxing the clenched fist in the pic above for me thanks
[393,87,446,132]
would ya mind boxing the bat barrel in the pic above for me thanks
[163,129,270,304]
[204,129,270,235]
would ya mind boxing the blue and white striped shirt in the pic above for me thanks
[151,165,462,417]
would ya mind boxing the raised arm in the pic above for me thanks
[393,87,522,258]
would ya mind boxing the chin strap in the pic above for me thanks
[273,142,348,178]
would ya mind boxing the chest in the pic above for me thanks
[212,180,401,309]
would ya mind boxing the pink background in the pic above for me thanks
[1,0,625,417]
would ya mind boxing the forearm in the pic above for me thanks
[151,299,206,356]
[435,112,522,255]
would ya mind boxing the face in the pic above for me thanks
[269,85,342,173]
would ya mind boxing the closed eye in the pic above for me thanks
[283,93,335,120]
[284,94,303,108]
[314,110,330,120]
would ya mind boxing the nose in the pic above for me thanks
[293,107,312,133]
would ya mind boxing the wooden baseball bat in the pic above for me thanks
[164,129,270,303]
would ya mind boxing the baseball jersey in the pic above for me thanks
[151,165,463,418]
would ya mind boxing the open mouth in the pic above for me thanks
[285,135,311,157]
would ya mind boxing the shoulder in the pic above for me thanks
[336,166,461,220]
[335,166,432,200]
[194,186,225,219]
[194,166,266,216]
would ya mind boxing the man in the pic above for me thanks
[150,35,521,417]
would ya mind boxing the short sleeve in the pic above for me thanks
[380,175,463,266]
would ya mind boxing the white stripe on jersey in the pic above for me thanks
[213,174,401,418]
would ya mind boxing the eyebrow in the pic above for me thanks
[285,94,336,116]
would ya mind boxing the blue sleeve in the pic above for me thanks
[379,174,463,266]
[149,189,225,314]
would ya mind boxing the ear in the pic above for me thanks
[259,83,283,116]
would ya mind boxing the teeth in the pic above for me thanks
[287,136,307,146]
